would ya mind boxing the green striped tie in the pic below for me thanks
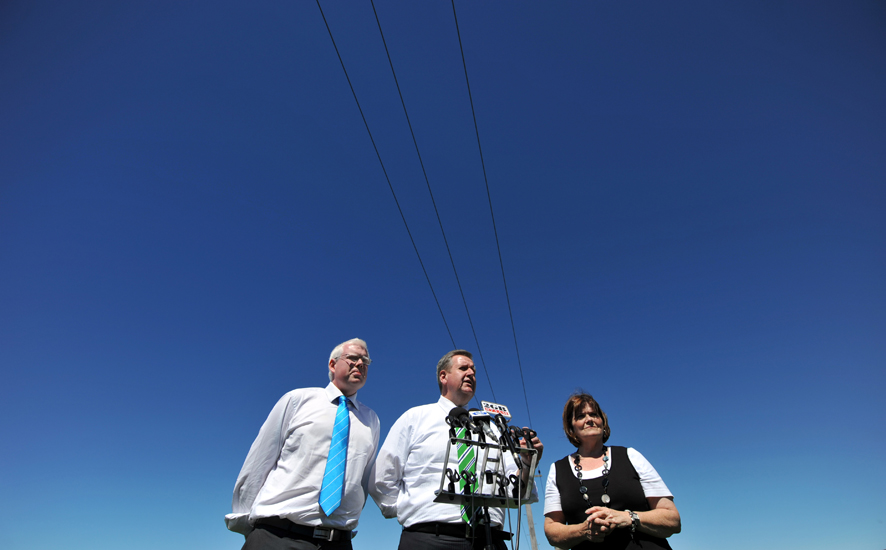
[456,427,477,523]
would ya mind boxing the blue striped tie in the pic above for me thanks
[319,396,350,516]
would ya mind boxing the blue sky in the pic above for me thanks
[1,1,884,549]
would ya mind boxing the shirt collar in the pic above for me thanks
[325,382,360,411]
[437,394,457,413]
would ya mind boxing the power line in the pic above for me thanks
[450,0,534,427]
[315,0,457,349]
[368,0,497,403]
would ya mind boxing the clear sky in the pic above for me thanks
[2,1,884,549]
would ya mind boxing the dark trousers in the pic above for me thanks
[242,525,353,550]
[397,530,508,550]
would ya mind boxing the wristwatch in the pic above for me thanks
[626,510,640,534]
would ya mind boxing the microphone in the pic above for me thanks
[469,409,500,443]
[494,413,524,470]
[447,406,467,428]
[463,408,487,447]
[446,407,467,441]
[448,407,478,434]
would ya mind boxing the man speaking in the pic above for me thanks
[226,338,380,550]
[370,349,542,550]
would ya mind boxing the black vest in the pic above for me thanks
[554,446,672,550]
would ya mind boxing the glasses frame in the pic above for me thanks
[337,354,371,367]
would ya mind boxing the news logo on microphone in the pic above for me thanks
[481,400,511,418]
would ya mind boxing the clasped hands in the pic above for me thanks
[579,507,630,543]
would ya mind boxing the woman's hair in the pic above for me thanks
[562,392,611,446]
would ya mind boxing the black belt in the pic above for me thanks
[255,517,353,541]
[404,522,512,541]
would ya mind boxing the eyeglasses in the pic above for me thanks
[338,354,371,367]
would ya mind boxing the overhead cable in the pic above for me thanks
[369,0,497,403]
[315,0,457,349]
[450,0,534,427]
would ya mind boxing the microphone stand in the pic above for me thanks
[439,409,539,550]
[481,505,495,550]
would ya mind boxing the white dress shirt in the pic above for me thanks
[370,395,537,528]
[543,447,672,515]
[226,383,380,535]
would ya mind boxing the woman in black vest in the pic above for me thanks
[543,393,681,549]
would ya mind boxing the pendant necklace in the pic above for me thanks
[573,447,610,505]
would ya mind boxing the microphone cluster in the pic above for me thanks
[446,407,533,471]
[437,405,540,511]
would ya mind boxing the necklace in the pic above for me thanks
[572,447,610,505]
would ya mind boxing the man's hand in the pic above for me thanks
[518,428,543,464]
[516,428,543,491]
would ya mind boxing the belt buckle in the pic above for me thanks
[313,527,334,541]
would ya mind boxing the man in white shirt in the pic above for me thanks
[370,349,543,550]
[226,338,380,550]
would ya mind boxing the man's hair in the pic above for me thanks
[562,391,611,446]
[328,338,369,382]
[435,349,473,392]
